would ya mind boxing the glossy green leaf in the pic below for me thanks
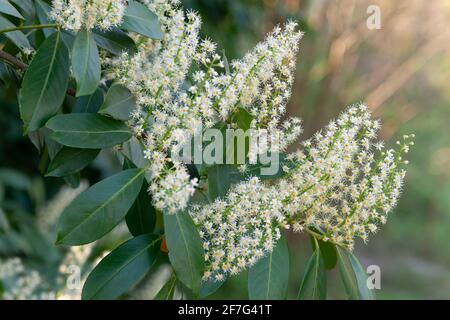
[164,211,204,295]
[56,168,145,245]
[72,88,104,113]
[231,107,253,131]
[72,28,101,96]
[99,84,136,121]
[0,0,23,19]
[35,0,54,37]
[46,147,100,177]
[207,165,235,200]
[154,273,177,300]
[123,159,156,236]
[19,31,69,132]
[122,136,148,169]
[336,247,375,300]
[0,16,30,50]
[248,234,289,300]
[82,233,160,300]
[64,172,80,188]
[317,239,337,270]
[200,278,224,298]
[297,248,327,300]
[93,27,136,55]
[46,113,132,149]
[121,1,163,40]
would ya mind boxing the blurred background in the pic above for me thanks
[1,0,450,299]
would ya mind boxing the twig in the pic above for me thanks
[0,50,27,70]
[0,24,58,35]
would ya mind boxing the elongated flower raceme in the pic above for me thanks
[190,177,286,281]
[190,104,412,281]
[279,104,413,250]
[106,0,304,214]
[50,0,126,31]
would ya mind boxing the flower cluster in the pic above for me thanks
[190,177,286,281]
[107,0,303,213]
[97,1,412,282]
[50,0,126,31]
[189,104,412,280]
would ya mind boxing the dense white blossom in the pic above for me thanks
[190,104,412,280]
[190,177,286,281]
[50,0,126,31]
[106,0,303,213]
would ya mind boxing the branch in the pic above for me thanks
[0,50,27,70]
[0,50,75,97]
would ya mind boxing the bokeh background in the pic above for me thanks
[1,0,449,299]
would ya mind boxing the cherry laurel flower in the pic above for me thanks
[50,0,126,31]
[191,104,413,281]
[106,1,303,214]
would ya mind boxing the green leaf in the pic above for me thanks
[99,84,136,121]
[248,234,289,300]
[64,173,80,188]
[123,159,156,236]
[231,107,253,131]
[35,0,54,38]
[46,147,100,177]
[0,15,30,50]
[19,31,69,132]
[122,136,148,169]
[315,238,337,270]
[0,0,23,19]
[336,247,375,300]
[0,168,30,190]
[297,248,327,300]
[72,28,101,97]
[164,211,204,295]
[72,88,104,113]
[82,234,160,300]
[207,165,235,200]
[93,27,136,55]
[154,272,177,300]
[200,278,224,298]
[121,1,163,40]
[46,113,132,149]
[56,168,145,245]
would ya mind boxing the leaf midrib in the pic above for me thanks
[59,169,144,242]
[176,214,197,289]
[88,236,160,299]
[337,249,359,299]
[32,32,60,125]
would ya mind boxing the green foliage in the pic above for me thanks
[71,29,101,97]
[248,234,289,300]
[164,211,205,295]
[19,31,69,132]
[121,1,164,40]
[154,272,177,300]
[298,246,327,300]
[46,114,132,149]
[82,234,161,300]
[336,247,375,300]
[99,84,136,121]
[56,169,144,245]
[93,28,137,55]
[0,0,23,19]
[46,147,100,177]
